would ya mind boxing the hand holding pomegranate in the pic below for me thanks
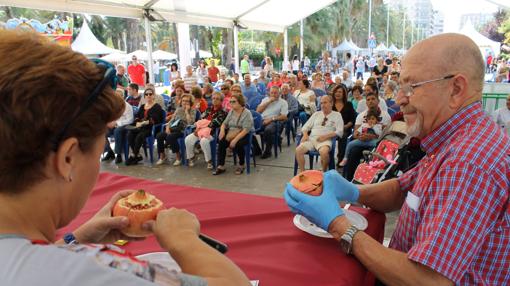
[72,190,146,244]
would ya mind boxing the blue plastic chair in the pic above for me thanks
[284,111,297,146]
[143,111,166,164]
[247,95,265,111]
[312,88,326,97]
[256,82,267,96]
[293,133,337,175]
[161,93,171,109]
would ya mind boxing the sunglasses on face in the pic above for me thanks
[145,92,153,96]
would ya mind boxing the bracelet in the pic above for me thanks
[63,233,78,245]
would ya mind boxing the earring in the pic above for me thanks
[68,174,73,182]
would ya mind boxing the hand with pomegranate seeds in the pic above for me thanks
[72,190,146,244]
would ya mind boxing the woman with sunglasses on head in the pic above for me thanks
[213,93,254,175]
[0,30,250,286]
[156,94,197,166]
[126,88,165,165]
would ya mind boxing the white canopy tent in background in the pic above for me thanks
[71,20,122,55]
[373,43,388,53]
[1,0,337,82]
[152,50,178,60]
[388,44,401,54]
[348,39,360,51]
[100,52,127,62]
[127,50,149,61]
[190,49,213,59]
[458,20,501,57]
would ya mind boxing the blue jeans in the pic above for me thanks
[298,111,310,126]
[344,138,377,159]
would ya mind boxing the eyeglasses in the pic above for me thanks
[51,59,117,151]
[321,117,328,126]
[145,92,154,96]
[221,87,229,90]
[399,74,454,97]
[132,57,137,60]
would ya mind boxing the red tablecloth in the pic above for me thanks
[60,172,385,286]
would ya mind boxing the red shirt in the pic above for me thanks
[393,102,510,284]
[208,66,220,82]
[128,64,145,86]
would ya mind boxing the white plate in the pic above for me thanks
[136,252,181,272]
[293,210,368,238]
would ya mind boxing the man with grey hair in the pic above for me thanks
[116,64,129,93]
[285,33,510,285]
[240,74,259,102]
[256,85,288,159]
[183,65,198,91]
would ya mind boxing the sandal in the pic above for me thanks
[212,168,226,175]
[235,166,245,175]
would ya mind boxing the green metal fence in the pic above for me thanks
[482,93,508,113]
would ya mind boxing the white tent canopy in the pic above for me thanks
[127,50,149,61]
[374,43,388,52]
[388,43,400,53]
[100,52,128,62]
[152,50,178,60]
[190,49,213,59]
[349,39,360,51]
[2,0,337,33]
[459,20,501,57]
[71,21,122,55]
[332,39,356,53]
[2,0,337,80]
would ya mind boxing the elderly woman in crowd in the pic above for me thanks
[311,72,325,90]
[331,84,356,168]
[185,91,228,169]
[0,29,249,286]
[267,72,282,89]
[294,78,317,125]
[202,83,214,106]
[219,83,232,111]
[191,86,208,113]
[156,94,197,166]
[213,93,254,175]
[126,88,165,165]
[349,85,364,111]
[224,84,243,112]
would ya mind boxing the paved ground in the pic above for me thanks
[101,135,400,240]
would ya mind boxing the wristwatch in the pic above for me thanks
[63,233,78,245]
[339,225,360,255]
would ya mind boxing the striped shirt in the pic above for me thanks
[392,102,510,284]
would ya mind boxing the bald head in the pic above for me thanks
[403,33,484,97]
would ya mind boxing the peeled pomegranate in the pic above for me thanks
[112,190,164,237]
[290,170,324,196]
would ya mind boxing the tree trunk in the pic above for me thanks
[172,23,179,56]
[125,18,141,52]
[222,28,232,68]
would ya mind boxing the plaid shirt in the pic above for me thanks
[391,102,510,284]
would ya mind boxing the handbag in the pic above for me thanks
[169,118,186,133]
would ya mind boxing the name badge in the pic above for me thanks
[405,191,421,212]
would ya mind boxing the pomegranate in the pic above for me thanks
[112,190,164,237]
[290,170,324,196]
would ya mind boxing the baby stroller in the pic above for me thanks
[352,121,410,185]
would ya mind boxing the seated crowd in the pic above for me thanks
[103,53,410,179]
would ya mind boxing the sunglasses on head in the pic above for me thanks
[52,58,117,151]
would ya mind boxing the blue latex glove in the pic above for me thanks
[323,170,360,202]
[284,182,344,231]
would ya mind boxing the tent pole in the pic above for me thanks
[284,27,288,71]
[177,23,192,70]
[144,15,154,84]
[300,19,304,61]
[234,24,240,74]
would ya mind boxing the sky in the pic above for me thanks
[430,0,500,32]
